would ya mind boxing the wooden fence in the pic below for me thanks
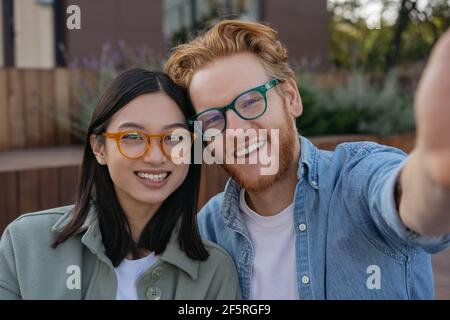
[0,68,89,151]
[0,147,81,230]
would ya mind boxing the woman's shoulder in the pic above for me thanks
[4,205,75,237]
[200,239,236,269]
[197,240,241,299]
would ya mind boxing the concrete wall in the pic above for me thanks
[61,0,164,65]
[3,0,329,68]
[262,0,329,68]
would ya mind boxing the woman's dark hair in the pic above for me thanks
[52,68,208,266]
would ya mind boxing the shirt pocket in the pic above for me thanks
[326,209,411,299]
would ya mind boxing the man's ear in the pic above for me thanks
[281,78,303,118]
[90,134,107,165]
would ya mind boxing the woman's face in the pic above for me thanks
[92,92,190,211]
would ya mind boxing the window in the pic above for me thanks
[163,0,261,47]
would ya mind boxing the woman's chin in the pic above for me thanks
[133,193,168,206]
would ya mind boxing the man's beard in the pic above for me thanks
[222,112,298,193]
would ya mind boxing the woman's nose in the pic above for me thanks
[142,140,167,164]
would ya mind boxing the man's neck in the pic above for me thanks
[245,157,300,217]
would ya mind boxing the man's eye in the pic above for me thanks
[240,97,262,108]
[204,115,222,125]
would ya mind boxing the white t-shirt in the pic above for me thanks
[114,253,158,300]
[240,189,299,300]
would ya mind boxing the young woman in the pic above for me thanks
[0,69,241,300]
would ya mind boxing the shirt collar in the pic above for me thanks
[159,228,199,280]
[297,135,320,190]
[51,204,96,235]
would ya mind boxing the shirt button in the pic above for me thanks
[301,275,310,284]
[146,287,162,300]
[152,267,163,280]
[311,181,317,187]
[299,223,307,232]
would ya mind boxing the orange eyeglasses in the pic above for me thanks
[102,128,195,160]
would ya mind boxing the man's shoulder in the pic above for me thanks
[198,192,226,218]
[332,140,406,158]
[196,191,230,240]
[313,140,407,170]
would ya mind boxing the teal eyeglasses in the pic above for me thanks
[187,78,281,138]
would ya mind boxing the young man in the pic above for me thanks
[165,20,450,299]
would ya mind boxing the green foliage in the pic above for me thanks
[296,71,415,136]
[329,0,450,70]
[329,19,394,70]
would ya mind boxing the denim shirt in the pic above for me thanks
[197,136,450,300]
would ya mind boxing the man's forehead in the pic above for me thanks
[188,53,269,110]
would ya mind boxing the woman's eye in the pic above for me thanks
[122,133,145,141]
[165,134,183,143]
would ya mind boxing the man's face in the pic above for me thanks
[189,52,302,192]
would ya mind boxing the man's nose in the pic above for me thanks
[225,109,249,131]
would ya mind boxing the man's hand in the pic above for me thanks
[399,29,450,237]
[415,29,450,187]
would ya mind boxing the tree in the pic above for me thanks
[386,0,417,68]
[329,0,450,70]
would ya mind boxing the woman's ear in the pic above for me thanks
[90,134,107,165]
[281,78,303,118]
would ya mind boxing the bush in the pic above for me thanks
[63,41,163,140]
[296,71,415,137]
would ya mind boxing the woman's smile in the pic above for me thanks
[134,170,172,188]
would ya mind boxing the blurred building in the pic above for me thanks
[0,0,329,68]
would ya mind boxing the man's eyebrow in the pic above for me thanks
[202,82,265,110]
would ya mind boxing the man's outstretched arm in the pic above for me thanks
[399,29,450,237]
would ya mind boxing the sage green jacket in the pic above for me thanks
[0,205,241,300]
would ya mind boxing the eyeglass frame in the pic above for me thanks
[101,130,195,160]
[186,78,282,135]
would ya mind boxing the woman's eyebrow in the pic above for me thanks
[117,122,188,131]
[117,122,146,130]
[162,122,188,130]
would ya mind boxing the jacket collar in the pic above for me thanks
[220,136,320,230]
[51,204,96,235]
[160,231,199,280]
[51,205,199,280]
